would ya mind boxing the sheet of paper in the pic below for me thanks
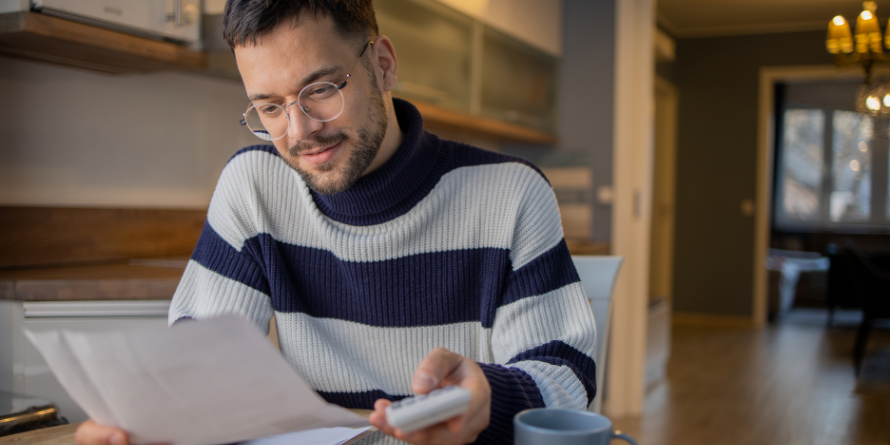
[25,315,369,445]
[242,426,372,445]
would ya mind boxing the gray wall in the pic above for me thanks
[672,30,833,316]
[558,0,615,243]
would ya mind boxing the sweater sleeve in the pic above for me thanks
[168,152,274,333]
[475,168,598,444]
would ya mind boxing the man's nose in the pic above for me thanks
[286,105,324,142]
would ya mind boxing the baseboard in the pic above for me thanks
[672,311,757,328]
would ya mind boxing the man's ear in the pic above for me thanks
[372,36,398,92]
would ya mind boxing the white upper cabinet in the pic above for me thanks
[376,0,476,113]
[33,0,201,46]
[376,0,560,135]
[434,0,563,56]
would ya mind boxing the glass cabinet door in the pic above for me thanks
[375,0,474,113]
[481,27,558,134]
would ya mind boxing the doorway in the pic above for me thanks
[755,66,884,324]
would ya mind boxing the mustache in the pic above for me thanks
[288,132,348,157]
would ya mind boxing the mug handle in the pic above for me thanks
[612,430,638,445]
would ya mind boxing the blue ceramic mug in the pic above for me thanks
[514,409,638,445]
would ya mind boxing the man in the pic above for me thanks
[76,1,597,444]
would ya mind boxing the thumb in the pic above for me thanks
[75,421,128,445]
[412,347,462,394]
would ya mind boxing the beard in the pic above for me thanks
[284,66,388,195]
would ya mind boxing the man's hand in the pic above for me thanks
[75,421,129,445]
[369,348,491,445]
[75,421,169,445]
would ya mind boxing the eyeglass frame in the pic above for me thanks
[239,39,375,141]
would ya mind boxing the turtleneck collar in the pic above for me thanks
[309,98,444,226]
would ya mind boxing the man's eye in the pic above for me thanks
[311,86,330,95]
[308,85,333,97]
[260,106,280,115]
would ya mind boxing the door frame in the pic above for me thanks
[608,0,654,418]
[754,64,873,325]
[651,75,678,304]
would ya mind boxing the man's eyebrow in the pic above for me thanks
[247,66,342,103]
[248,93,274,102]
[300,66,340,87]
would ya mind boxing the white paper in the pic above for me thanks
[242,426,372,445]
[25,315,369,445]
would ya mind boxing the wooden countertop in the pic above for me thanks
[0,423,79,445]
[0,231,610,303]
[0,260,186,302]
[565,239,611,256]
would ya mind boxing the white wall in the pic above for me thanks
[0,58,256,209]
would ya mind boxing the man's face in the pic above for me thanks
[234,15,387,195]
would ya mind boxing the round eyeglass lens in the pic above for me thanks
[298,81,345,122]
[244,104,288,141]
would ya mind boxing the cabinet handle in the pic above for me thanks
[166,0,182,27]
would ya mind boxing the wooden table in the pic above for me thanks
[0,411,376,445]
[0,423,79,445]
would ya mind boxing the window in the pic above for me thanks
[779,109,824,222]
[774,81,889,231]
[830,111,871,223]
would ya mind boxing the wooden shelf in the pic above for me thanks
[405,97,558,145]
[0,11,207,74]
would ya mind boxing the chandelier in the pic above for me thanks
[826,1,890,117]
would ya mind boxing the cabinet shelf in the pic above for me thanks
[406,97,557,145]
[0,12,206,74]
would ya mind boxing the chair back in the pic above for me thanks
[571,255,624,413]
[843,242,890,316]
[827,243,859,310]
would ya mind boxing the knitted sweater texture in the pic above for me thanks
[168,99,598,444]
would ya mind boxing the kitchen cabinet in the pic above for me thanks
[481,26,558,134]
[0,11,206,74]
[0,300,170,423]
[375,0,559,139]
[376,0,474,113]
[0,207,190,423]
[33,0,202,47]
[201,0,559,145]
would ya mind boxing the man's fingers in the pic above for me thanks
[412,347,463,394]
[369,399,390,427]
[381,352,490,443]
[369,399,397,436]
[75,420,128,445]
[446,414,467,435]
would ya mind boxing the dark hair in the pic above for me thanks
[223,0,378,49]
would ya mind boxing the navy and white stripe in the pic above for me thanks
[169,99,597,445]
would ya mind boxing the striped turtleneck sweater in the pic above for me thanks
[168,99,598,444]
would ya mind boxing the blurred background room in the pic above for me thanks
[1,0,889,443]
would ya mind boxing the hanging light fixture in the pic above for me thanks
[856,82,890,116]
[827,0,888,83]
[827,1,890,117]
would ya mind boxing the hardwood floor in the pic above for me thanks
[610,310,890,445]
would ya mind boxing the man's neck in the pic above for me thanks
[362,93,404,176]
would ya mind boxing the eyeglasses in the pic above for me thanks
[240,40,374,141]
